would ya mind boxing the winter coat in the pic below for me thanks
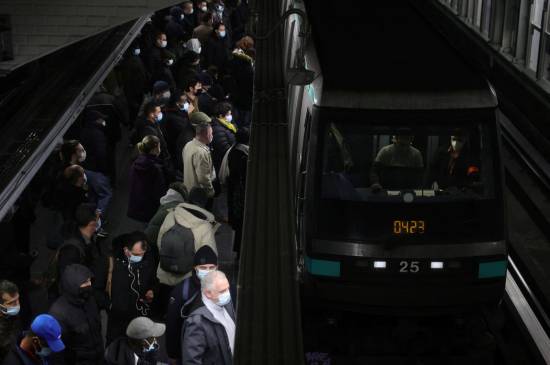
[165,275,202,359]
[165,18,186,48]
[133,117,171,162]
[87,92,124,143]
[181,303,236,365]
[109,254,158,316]
[227,144,248,232]
[49,265,104,365]
[80,121,109,175]
[198,92,217,117]
[230,3,250,43]
[156,203,220,286]
[182,139,215,198]
[162,107,191,162]
[175,124,197,173]
[127,153,167,223]
[228,51,254,111]
[1,334,39,365]
[51,176,88,221]
[0,317,19,362]
[211,118,236,174]
[202,33,230,74]
[120,54,149,112]
[144,188,186,256]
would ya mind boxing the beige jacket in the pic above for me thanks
[156,202,220,286]
[183,138,215,198]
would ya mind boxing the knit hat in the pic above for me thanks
[153,80,170,95]
[190,111,211,126]
[194,245,218,266]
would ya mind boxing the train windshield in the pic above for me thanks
[320,121,496,202]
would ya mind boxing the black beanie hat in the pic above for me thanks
[194,245,218,266]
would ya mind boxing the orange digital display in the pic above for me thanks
[393,220,425,235]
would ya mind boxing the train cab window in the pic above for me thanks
[320,121,495,202]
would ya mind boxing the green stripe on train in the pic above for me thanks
[478,260,507,279]
[305,257,341,277]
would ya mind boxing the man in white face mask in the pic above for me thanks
[182,270,235,364]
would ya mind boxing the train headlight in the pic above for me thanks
[430,261,444,269]
[373,260,387,269]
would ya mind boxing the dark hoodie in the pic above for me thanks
[104,337,157,365]
[127,153,167,222]
[49,264,103,365]
[165,7,186,48]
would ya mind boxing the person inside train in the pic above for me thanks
[370,130,424,191]
[429,130,480,190]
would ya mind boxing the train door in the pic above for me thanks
[296,109,312,254]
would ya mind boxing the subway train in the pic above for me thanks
[282,0,507,313]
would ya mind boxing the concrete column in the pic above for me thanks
[514,0,531,64]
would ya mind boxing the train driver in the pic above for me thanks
[369,131,424,191]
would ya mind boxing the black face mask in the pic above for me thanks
[78,286,92,300]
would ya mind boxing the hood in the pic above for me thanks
[232,48,253,64]
[185,38,201,54]
[60,264,92,300]
[133,153,161,172]
[170,6,183,21]
[160,188,185,205]
[174,203,218,230]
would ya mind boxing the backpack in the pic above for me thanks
[159,205,217,274]
[43,241,85,290]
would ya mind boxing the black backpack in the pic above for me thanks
[159,206,212,274]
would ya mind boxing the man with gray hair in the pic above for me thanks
[182,113,216,199]
[181,270,235,365]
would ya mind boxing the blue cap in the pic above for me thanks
[31,314,65,352]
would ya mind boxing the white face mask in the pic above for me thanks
[201,6,207,12]
[162,91,171,99]
[225,114,233,122]
[133,48,141,56]
[188,8,194,14]
[198,47,202,54]
[217,290,231,306]
[451,139,464,152]
[166,59,174,66]
[78,150,87,163]
[180,14,185,20]
[160,40,167,48]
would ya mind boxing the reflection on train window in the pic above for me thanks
[321,121,495,201]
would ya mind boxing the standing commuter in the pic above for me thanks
[182,116,215,199]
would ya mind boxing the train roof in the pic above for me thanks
[304,0,497,110]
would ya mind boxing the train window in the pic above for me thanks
[320,121,495,202]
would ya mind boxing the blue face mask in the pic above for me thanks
[129,254,143,264]
[217,290,231,306]
[36,346,52,358]
[143,339,159,353]
[155,112,163,123]
[0,304,20,316]
[196,268,214,280]
[218,30,226,38]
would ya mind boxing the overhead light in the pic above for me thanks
[431,261,444,269]
[373,261,387,269]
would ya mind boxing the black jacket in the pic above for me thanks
[127,154,167,223]
[0,317,20,362]
[133,117,171,162]
[80,121,109,174]
[181,301,236,365]
[109,255,158,316]
[49,265,104,365]
[104,337,157,365]
[162,107,191,162]
[227,144,248,229]
[202,33,230,74]
[165,275,202,359]
[0,334,37,365]
[228,53,254,110]
[120,54,149,107]
[211,118,236,174]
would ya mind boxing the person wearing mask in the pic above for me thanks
[175,38,202,78]
[49,264,104,365]
[52,164,89,222]
[146,32,168,77]
[106,232,158,345]
[369,132,424,191]
[211,102,236,176]
[165,6,187,49]
[196,0,209,19]
[153,50,177,91]
[193,11,214,45]
[128,135,168,224]
[226,128,249,258]
[1,314,65,365]
[430,131,480,190]
[120,41,150,123]
[182,115,215,199]
[229,37,255,128]
[156,187,220,318]
[181,270,235,365]
[202,22,230,74]
[162,91,194,170]
[230,0,250,43]
[105,317,165,365]
[181,0,198,35]
[211,0,231,35]
[133,101,173,180]
[197,71,218,116]
[0,281,21,361]
[182,75,203,114]
[166,246,217,365]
